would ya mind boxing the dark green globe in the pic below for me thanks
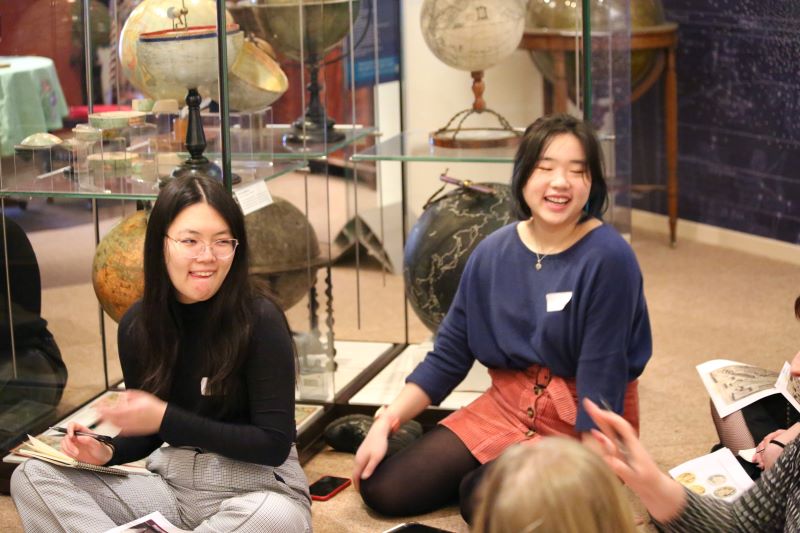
[246,197,326,311]
[404,183,514,333]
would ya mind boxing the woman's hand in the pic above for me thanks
[352,416,393,490]
[754,428,786,470]
[60,422,114,465]
[583,398,687,524]
[96,390,167,437]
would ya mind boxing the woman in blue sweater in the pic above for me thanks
[352,114,653,521]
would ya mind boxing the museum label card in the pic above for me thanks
[234,180,273,215]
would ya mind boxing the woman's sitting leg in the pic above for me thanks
[359,425,480,516]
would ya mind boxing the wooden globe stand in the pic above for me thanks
[430,70,522,149]
[284,55,345,145]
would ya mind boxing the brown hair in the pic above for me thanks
[471,438,636,533]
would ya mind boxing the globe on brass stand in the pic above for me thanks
[229,0,361,145]
[421,0,527,148]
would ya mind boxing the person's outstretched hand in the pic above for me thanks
[352,416,392,490]
[96,390,167,436]
[60,422,114,466]
[583,398,687,524]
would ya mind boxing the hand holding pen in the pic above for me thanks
[583,398,691,524]
[597,398,633,467]
[57,422,115,466]
[50,426,114,446]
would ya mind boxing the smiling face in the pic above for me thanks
[164,202,235,304]
[522,133,592,230]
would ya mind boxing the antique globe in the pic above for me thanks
[526,0,667,99]
[404,183,514,333]
[92,211,147,323]
[230,0,361,62]
[119,0,241,102]
[229,0,361,143]
[246,197,327,311]
[420,0,526,147]
[421,0,526,73]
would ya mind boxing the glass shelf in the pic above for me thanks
[236,124,375,160]
[0,160,307,201]
[351,131,518,163]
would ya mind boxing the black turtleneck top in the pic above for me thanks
[107,297,296,467]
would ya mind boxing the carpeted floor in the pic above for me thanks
[1,192,798,531]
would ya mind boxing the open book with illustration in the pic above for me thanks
[696,359,800,418]
[12,434,131,476]
[668,447,754,502]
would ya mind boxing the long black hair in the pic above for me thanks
[510,113,609,221]
[133,176,267,404]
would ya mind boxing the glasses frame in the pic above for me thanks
[164,234,239,260]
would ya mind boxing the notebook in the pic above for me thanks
[13,434,130,477]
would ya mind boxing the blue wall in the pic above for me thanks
[632,1,800,244]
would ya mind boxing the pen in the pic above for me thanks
[598,399,632,467]
[49,426,114,446]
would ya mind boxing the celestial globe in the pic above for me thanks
[92,211,147,323]
[404,183,514,333]
[119,0,239,102]
[526,0,667,95]
[246,198,327,311]
[420,0,527,72]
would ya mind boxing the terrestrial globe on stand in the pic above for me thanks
[229,0,361,145]
[119,0,244,182]
[245,197,329,311]
[525,0,667,103]
[404,177,514,332]
[420,0,527,148]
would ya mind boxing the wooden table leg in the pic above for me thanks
[553,51,569,113]
[665,46,679,246]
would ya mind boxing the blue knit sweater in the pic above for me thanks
[407,222,652,431]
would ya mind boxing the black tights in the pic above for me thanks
[358,425,492,523]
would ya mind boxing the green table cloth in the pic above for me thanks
[0,56,69,157]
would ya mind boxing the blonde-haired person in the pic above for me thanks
[471,437,637,533]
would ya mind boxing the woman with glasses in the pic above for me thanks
[11,176,311,532]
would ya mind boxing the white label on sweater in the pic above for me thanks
[200,377,209,396]
[546,291,572,312]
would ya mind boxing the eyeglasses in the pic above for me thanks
[165,235,239,260]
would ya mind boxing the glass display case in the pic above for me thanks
[0,0,396,471]
[346,0,634,420]
[0,0,635,479]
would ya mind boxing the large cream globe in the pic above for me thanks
[118,0,238,101]
[420,0,526,72]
